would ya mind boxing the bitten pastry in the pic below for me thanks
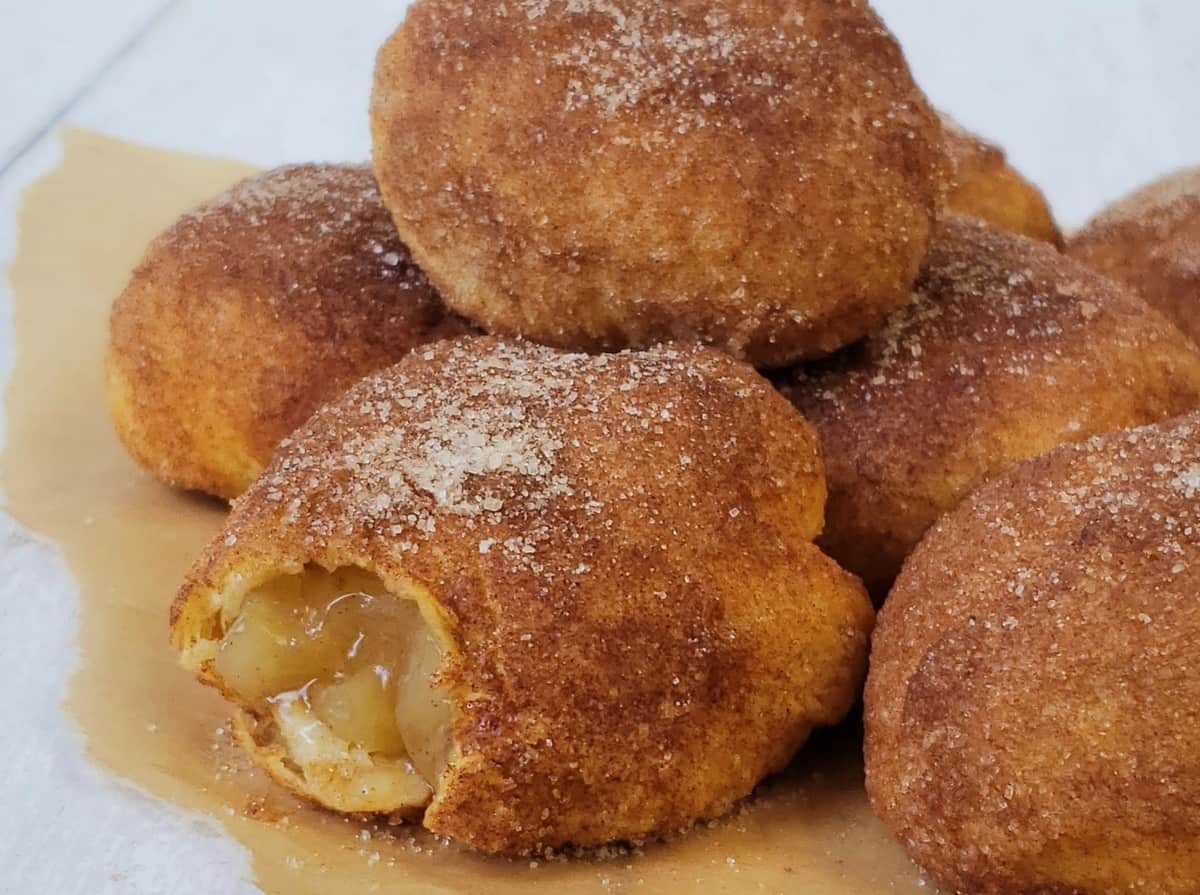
[865,413,1200,895]
[170,338,873,855]
[371,0,945,367]
[107,164,474,500]
[779,216,1200,595]
[940,114,1061,245]
[1069,167,1200,345]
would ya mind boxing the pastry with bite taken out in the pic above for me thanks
[171,337,874,855]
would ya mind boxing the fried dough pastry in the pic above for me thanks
[1069,167,1200,345]
[940,114,1061,245]
[865,413,1200,895]
[779,216,1200,595]
[170,338,873,855]
[370,0,945,368]
[107,164,474,500]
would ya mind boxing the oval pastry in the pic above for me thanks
[171,338,873,855]
[371,0,945,367]
[779,216,1200,595]
[865,412,1200,895]
[106,163,474,500]
[940,113,1061,245]
[1069,167,1200,346]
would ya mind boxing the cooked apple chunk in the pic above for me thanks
[208,565,452,813]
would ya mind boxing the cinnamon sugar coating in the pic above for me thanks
[107,163,474,500]
[941,114,1061,245]
[171,337,873,855]
[1069,167,1200,347]
[371,0,945,367]
[865,412,1200,895]
[780,216,1200,595]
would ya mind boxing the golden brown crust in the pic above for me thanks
[371,0,945,368]
[171,337,873,855]
[1069,167,1200,346]
[940,114,1062,246]
[865,412,1200,895]
[779,216,1200,594]
[106,164,475,500]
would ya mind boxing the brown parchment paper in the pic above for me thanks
[3,130,935,894]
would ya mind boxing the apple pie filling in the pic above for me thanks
[212,566,452,811]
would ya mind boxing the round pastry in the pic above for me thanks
[371,0,946,367]
[170,337,873,855]
[865,412,1200,895]
[940,113,1061,245]
[1069,167,1200,346]
[106,164,475,500]
[779,216,1200,595]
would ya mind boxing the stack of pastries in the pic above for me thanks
[106,0,1200,889]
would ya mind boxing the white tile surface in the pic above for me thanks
[874,0,1200,226]
[0,508,256,895]
[66,0,412,167]
[1,2,1199,893]
[0,1,172,171]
